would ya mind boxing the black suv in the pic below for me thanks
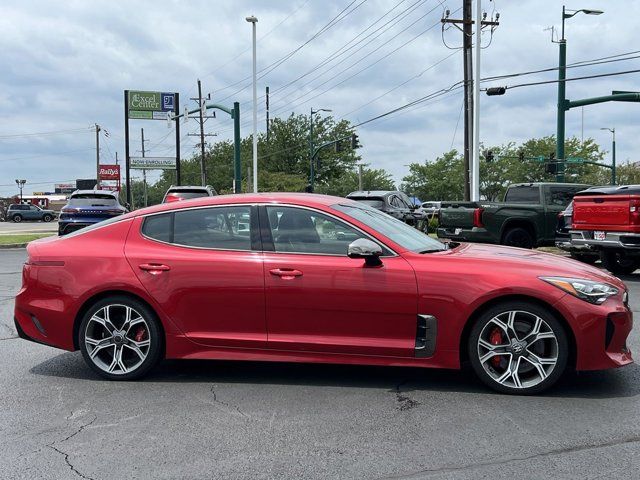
[346,191,422,226]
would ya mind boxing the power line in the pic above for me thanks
[0,127,92,139]
[500,68,640,90]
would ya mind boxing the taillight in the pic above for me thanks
[473,207,484,228]
[630,199,640,224]
[105,209,123,215]
[61,207,79,213]
[165,194,181,203]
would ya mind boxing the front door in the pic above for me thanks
[125,204,266,348]
[260,205,418,357]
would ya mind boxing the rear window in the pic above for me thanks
[350,198,385,209]
[68,194,118,207]
[168,191,209,199]
[545,186,584,207]
[504,186,540,204]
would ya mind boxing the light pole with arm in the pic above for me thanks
[308,107,332,192]
[601,127,616,185]
[556,6,603,182]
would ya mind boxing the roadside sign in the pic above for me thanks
[130,156,177,169]
[128,91,176,120]
[98,165,120,180]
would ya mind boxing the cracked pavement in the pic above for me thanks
[1,248,640,479]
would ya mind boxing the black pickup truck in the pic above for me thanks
[436,183,589,248]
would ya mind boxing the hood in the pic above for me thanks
[438,243,625,289]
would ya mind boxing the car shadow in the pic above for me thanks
[30,351,640,399]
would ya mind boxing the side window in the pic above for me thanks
[266,206,365,255]
[545,187,579,207]
[389,196,403,208]
[504,186,541,204]
[142,213,172,243]
[142,206,251,250]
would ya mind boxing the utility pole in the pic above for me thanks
[358,164,364,191]
[471,0,481,201]
[115,152,119,165]
[141,128,148,207]
[266,86,270,141]
[95,124,101,190]
[197,79,206,186]
[601,127,616,184]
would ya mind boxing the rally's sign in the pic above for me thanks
[98,165,120,180]
[128,91,175,120]
[130,156,177,169]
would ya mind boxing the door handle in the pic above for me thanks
[269,268,303,280]
[139,263,171,275]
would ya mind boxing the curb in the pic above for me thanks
[0,243,28,249]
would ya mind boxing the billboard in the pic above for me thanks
[128,91,175,120]
[54,183,76,194]
[99,165,120,180]
[130,156,176,169]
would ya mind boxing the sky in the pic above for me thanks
[1,0,639,197]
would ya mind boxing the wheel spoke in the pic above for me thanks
[89,342,114,360]
[124,342,146,361]
[90,307,117,334]
[490,311,519,341]
[523,352,556,381]
[496,356,523,388]
[107,345,128,373]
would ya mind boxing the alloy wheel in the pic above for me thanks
[477,310,559,390]
[84,304,151,375]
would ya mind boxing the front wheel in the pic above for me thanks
[601,250,640,275]
[468,301,568,394]
[12,214,22,223]
[42,214,53,222]
[79,296,163,380]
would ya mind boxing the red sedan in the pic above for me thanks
[14,193,633,394]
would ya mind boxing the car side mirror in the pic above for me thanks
[348,238,383,267]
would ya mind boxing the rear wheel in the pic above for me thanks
[468,301,568,394]
[12,214,22,223]
[42,214,53,222]
[79,296,162,380]
[502,227,534,249]
[601,250,639,275]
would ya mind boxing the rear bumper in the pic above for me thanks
[436,227,494,243]
[570,230,640,249]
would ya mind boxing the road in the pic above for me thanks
[1,248,639,479]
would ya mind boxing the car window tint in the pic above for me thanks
[504,186,540,203]
[266,206,367,255]
[142,213,172,243]
[173,206,251,250]
[545,187,582,207]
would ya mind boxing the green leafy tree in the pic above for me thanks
[317,166,396,197]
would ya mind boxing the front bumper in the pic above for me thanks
[553,292,633,371]
[570,230,640,250]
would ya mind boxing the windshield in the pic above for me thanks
[333,203,445,252]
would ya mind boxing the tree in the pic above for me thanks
[317,167,396,197]
[402,150,465,201]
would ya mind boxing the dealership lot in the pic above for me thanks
[1,248,640,479]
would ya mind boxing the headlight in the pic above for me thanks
[540,276,619,305]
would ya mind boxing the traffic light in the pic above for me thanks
[518,150,525,161]
[335,140,343,153]
[484,150,494,162]
[545,152,557,174]
[486,87,506,96]
[351,133,360,149]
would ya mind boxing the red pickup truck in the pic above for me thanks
[570,185,640,274]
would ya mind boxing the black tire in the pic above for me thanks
[12,214,22,223]
[502,227,534,249]
[78,295,163,380]
[42,214,53,222]
[570,252,598,265]
[468,301,569,395]
[601,250,640,275]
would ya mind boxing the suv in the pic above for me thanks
[346,190,421,226]
[7,204,56,223]
[58,190,127,236]
[162,185,217,203]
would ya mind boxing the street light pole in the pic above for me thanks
[309,107,332,192]
[246,15,258,193]
[15,179,26,202]
[601,127,616,184]
[556,5,603,182]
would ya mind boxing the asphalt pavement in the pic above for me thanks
[0,221,58,235]
[1,248,640,479]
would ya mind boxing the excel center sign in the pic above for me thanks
[127,91,175,120]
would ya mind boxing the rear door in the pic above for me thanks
[125,204,266,348]
[260,205,418,357]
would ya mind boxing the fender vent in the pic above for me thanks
[415,314,437,358]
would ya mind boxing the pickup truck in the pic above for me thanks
[570,185,640,274]
[437,182,589,248]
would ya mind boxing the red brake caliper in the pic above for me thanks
[134,326,146,343]
[489,328,503,368]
